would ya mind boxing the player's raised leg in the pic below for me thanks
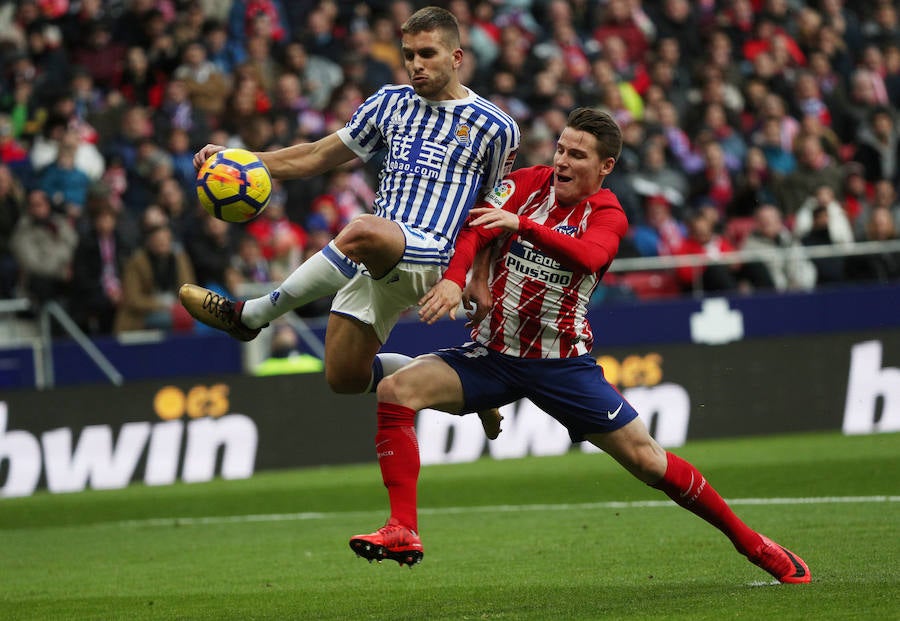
[180,215,405,341]
[587,418,810,584]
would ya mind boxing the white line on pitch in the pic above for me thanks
[39,494,900,531]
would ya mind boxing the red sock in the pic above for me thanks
[375,402,420,532]
[652,452,762,556]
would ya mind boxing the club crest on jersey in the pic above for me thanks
[454,123,471,145]
[485,179,515,208]
[555,225,579,236]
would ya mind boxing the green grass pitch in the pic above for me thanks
[1,431,898,620]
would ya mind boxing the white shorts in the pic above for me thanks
[330,262,443,343]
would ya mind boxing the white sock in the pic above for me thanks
[242,241,358,328]
[366,353,414,392]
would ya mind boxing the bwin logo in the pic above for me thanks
[0,397,258,498]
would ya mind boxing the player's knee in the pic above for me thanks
[336,215,381,256]
[376,373,418,407]
[325,366,369,395]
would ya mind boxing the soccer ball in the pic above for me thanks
[196,148,272,223]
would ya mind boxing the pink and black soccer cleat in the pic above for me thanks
[748,535,811,583]
[349,518,424,567]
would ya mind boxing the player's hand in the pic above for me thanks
[462,278,490,328]
[193,144,226,169]
[468,207,520,232]
[418,280,463,325]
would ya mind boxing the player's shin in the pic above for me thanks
[241,241,358,328]
[376,402,420,532]
[651,451,762,556]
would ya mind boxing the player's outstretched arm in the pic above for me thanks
[191,135,357,179]
[418,280,463,325]
[258,133,357,180]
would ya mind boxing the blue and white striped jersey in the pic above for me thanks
[337,85,520,266]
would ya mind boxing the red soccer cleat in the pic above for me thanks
[748,535,811,583]
[349,518,424,567]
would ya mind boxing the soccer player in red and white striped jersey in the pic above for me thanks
[349,108,810,585]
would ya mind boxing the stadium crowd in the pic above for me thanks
[0,0,899,336]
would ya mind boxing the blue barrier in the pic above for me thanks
[1,282,898,389]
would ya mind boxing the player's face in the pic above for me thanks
[401,30,463,100]
[553,127,612,206]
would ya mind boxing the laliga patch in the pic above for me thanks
[454,122,470,145]
[485,179,515,208]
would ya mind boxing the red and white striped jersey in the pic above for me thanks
[444,165,627,359]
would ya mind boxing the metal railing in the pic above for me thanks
[0,298,123,388]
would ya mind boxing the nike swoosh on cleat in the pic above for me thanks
[607,402,624,420]
[781,546,808,578]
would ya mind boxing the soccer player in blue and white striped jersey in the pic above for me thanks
[181,6,520,399]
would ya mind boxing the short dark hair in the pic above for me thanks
[401,6,461,49]
[566,108,623,161]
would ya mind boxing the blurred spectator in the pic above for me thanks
[166,128,199,194]
[69,202,132,335]
[687,140,735,221]
[231,233,272,285]
[862,1,900,48]
[203,18,247,76]
[278,40,343,111]
[839,161,871,228]
[270,71,325,141]
[173,40,231,120]
[854,179,900,240]
[630,195,685,257]
[629,136,688,210]
[755,116,797,176]
[794,184,856,245]
[592,0,650,65]
[30,116,104,181]
[114,223,195,334]
[649,0,702,62]
[847,207,900,283]
[853,106,900,184]
[0,164,25,298]
[340,25,394,98]
[253,323,323,376]
[153,79,211,152]
[0,113,29,176]
[186,213,240,295]
[698,102,746,172]
[117,46,167,108]
[245,184,306,279]
[39,132,91,219]
[228,0,289,47]
[155,176,198,246]
[801,205,846,285]
[673,210,740,294]
[71,19,125,91]
[730,146,779,218]
[741,203,816,292]
[368,13,404,71]
[10,188,78,305]
[779,132,842,215]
